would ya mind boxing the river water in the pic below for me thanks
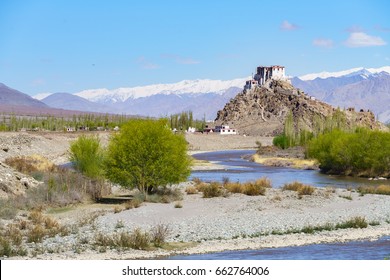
[191,150,385,188]
[184,150,390,260]
[169,236,390,260]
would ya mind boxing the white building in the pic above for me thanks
[253,65,286,86]
[244,79,259,90]
[214,125,237,135]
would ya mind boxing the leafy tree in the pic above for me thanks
[104,119,191,195]
[69,134,104,178]
[306,128,390,177]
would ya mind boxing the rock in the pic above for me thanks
[0,162,41,199]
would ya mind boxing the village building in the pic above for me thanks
[214,125,237,135]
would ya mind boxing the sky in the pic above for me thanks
[0,0,389,95]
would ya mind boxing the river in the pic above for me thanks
[184,149,390,260]
[191,150,385,188]
[169,236,390,260]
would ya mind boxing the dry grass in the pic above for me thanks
[224,182,243,193]
[174,201,183,208]
[242,182,266,196]
[27,225,46,243]
[5,155,56,173]
[200,182,227,198]
[94,228,150,250]
[185,186,198,195]
[225,177,271,196]
[28,209,45,224]
[283,181,315,196]
[113,206,123,214]
[151,224,171,247]
[358,185,390,195]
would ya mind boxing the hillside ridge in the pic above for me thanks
[215,79,387,136]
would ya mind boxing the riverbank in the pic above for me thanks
[250,145,319,170]
[1,132,390,260]
[5,183,390,260]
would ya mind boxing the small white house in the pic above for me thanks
[214,125,237,135]
[187,127,196,133]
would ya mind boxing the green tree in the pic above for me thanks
[307,129,390,177]
[104,119,191,195]
[69,134,104,178]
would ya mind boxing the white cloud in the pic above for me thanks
[313,38,334,48]
[280,20,299,31]
[344,32,386,47]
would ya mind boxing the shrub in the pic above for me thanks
[185,186,198,194]
[243,182,266,196]
[28,209,45,224]
[273,134,290,149]
[283,181,305,192]
[0,237,13,257]
[283,181,315,196]
[225,182,243,193]
[128,228,150,250]
[44,216,59,229]
[27,225,46,243]
[336,216,368,229]
[151,224,171,247]
[94,232,116,247]
[297,185,315,196]
[202,182,225,198]
[105,119,191,195]
[69,135,105,179]
[307,129,390,177]
[358,185,390,195]
[174,201,183,208]
[255,177,272,189]
[225,178,271,196]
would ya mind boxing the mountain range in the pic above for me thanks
[292,66,390,122]
[1,67,390,123]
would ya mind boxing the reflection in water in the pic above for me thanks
[191,150,385,188]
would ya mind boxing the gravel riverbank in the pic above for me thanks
[6,183,390,260]
[1,132,390,260]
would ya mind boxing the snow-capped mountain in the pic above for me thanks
[73,78,249,104]
[31,66,390,123]
[298,66,390,81]
[291,67,390,123]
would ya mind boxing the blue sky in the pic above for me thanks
[0,0,389,95]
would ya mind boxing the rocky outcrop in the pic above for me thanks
[0,161,41,199]
[215,80,388,136]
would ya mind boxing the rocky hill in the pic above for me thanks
[215,80,387,136]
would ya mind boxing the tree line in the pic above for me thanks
[0,113,131,132]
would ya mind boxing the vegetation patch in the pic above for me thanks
[307,129,390,178]
[282,181,315,196]
[200,182,227,198]
[94,224,171,251]
[358,185,390,196]
[5,155,56,173]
